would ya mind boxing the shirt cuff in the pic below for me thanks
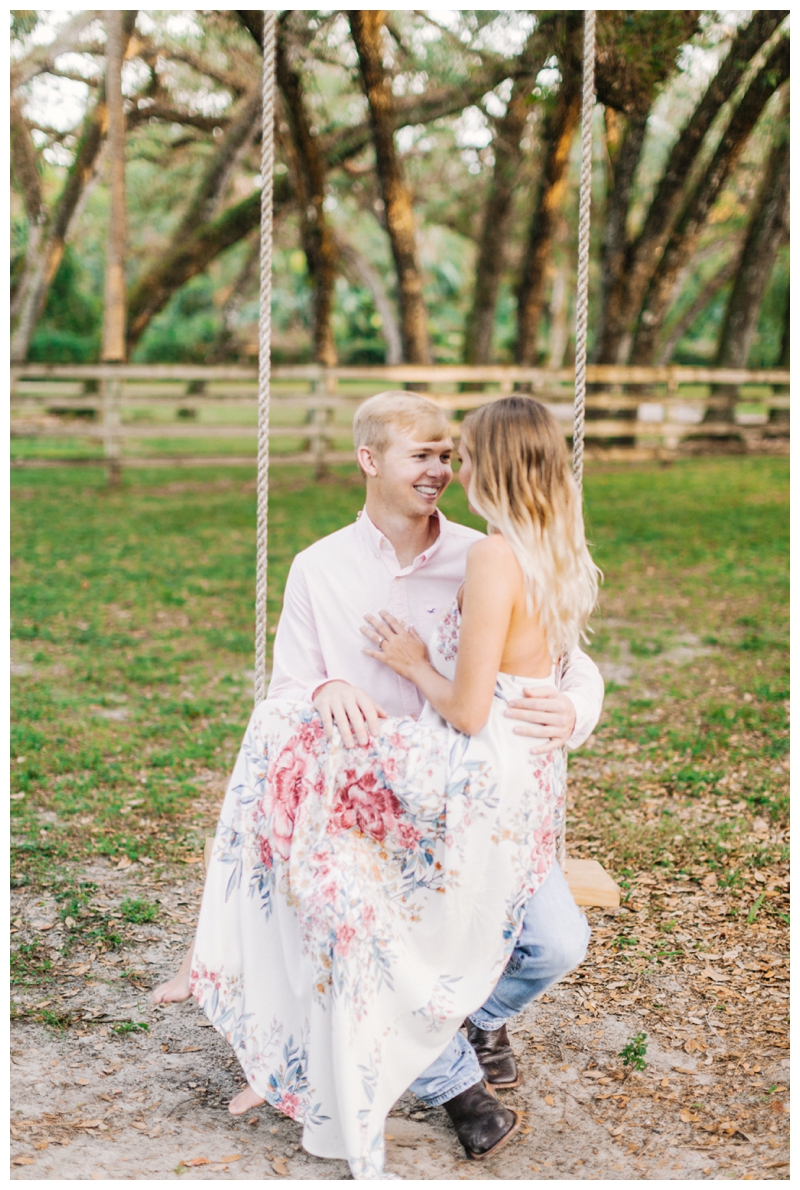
[563,691,596,751]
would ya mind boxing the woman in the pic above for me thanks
[189,396,600,1178]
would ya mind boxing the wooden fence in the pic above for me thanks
[10,363,790,480]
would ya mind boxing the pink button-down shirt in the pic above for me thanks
[268,508,603,748]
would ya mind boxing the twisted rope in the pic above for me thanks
[571,8,596,499]
[559,8,596,871]
[254,11,277,706]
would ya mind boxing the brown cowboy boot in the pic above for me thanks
[442,1079,520,1160]
[465,1020,520,1089]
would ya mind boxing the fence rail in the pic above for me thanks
[11,363,789,480]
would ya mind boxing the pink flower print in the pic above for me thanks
[329,769,405,842]
[278,1091,301,1119]
[362,904,375,930]
[258,835,273,869]
[292,717,325,755]
[395,819,421,849]
[265,746,309,860]
[335,922,356,956]
[434,605,460,662]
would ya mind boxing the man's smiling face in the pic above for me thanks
[366,429,454,520]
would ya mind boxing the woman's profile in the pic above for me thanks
[186,396,600,1179]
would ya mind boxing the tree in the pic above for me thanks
[710,99,789,416]
[101,9,130,363]
[464,19,553,365]
[11,10,138,361]
[350,11,431,364]
[592,9,788,363]
[630,35,789,365]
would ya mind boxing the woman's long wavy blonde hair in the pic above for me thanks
[460,396,600,658]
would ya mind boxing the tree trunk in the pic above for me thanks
[592,108,648,357]
[595,9,788,363]
[349,10,431,364]
[336,233,402,365]
[102,10,127,363]
[630,37,789,365]
[514,26,582,367]
[207,236,260,364]
[546,216,571,368]
[656,252,740,364]
[126,175,292,350]
[709,112,789,420]
[276,21,338,367]
[10,10,138,362]
[464,23,554,365]
[10,94,46,322]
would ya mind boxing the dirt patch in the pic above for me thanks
[11,858,789,1180]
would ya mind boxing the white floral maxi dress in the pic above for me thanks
[190,600,565,1178]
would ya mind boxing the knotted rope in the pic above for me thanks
[254,11,277,706]
[559,9,596,870]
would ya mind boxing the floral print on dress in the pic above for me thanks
[191,597,564,1179]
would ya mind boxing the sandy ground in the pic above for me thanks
[11,853,789,1181]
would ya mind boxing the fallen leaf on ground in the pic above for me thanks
[680,1110,699,1123]
[33,1142,49,1150]
[12,1157,35,1165]
[115,857,132,870]
[544,1094,555,1106]
[272,1157,289,1176]
[182,1157,209,1166]
[247,1117,259,1125]
[219,1154,241,1162]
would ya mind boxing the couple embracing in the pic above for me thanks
[154,391,604,1179]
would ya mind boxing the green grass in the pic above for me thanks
[11,457,788,908]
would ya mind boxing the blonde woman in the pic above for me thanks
[189,396,600,1179]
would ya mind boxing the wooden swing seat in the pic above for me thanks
[563,857,620,908]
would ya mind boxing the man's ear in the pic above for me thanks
[357,444,380,477]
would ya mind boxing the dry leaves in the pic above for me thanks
[272,1157,289,1176]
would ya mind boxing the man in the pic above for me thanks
[155,391,602,1161]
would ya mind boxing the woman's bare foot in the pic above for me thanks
[229,1086,266,1115]
[152,941,194,1004]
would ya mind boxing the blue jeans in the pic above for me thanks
[409,863,590,1106]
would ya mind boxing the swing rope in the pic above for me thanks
[254,12,277,706]
[558,8,596,869]
[571,8,596,499]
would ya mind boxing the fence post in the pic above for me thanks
[103,374,122,487]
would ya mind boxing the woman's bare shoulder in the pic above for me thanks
[467,534,521,578]
[468,533,517,563]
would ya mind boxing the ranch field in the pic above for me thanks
[11,457,788,1180]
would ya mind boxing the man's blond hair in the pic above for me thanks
[353,390,451,457]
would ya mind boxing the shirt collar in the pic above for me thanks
[356,507,449,571]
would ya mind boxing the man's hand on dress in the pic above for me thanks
[504,686,576,754]
[312,680,387,749]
